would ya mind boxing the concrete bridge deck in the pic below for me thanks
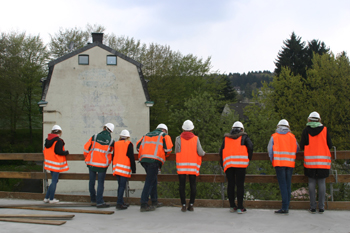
[0,198,349,233]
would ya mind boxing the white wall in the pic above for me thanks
[43,46,149,193]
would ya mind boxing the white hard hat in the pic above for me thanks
[157,123,168,132]
[182,120,194,131]
[52,125,62,131]
[232,121,244,129]
[104,123,115,132]
[308,111,321,120]
[120,129,130,137]
[277,119,289,127]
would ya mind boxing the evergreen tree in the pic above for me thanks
[274,32,308,78]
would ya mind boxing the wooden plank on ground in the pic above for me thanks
[9,206,114,215]
[0,217,66,225]
[0,214,74,219]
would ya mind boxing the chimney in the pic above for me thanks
[92,33,103,44]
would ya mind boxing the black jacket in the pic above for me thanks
[45,136,69,156]
[300,125,333,179]
[219,128,254,168]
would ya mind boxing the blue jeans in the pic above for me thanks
[140,162,159,205]
[45,171,59,200]
[116,175,128,205]
[89,168,107,205]
[275,167,294,210]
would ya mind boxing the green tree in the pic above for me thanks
[0,32,49,141]
[274,32,308,78]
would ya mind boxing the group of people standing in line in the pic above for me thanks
[43,111,332,214]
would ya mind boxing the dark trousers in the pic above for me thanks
[226,167,246,209]
[116,175,128,205]
[89,168,107,205]
[275,166,293,210]
[140,162,159,205]
[45,171,59,200]
[178,174,197,205]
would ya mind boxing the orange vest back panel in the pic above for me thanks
[84,135,113,168]
[113,140,132,178]
[272,132,297,168]
[44,141,69,172]
[176,136,201,176]
[222,136,249,171]
[139,134,167,164]
[304,127,331,169]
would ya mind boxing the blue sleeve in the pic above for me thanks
[267,137,274,162]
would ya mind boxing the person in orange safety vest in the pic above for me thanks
[175,120,205,212]
[84,123,114,208]
[137,123,173,212]
[300,111,332,214]
[268,119,299,214]
[112,129,136,210]
[219,121,253,214]
[43,125,69,204]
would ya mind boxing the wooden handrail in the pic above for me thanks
[1,151,350,161]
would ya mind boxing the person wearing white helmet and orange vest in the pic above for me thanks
[300,111,332,214]
[175,120,205,212]
[219,121,253,214]
[137,123,173,212]
[43,125,69,204]
[84,123,115,208]
[268,119,299,214]
[112,129,136,210]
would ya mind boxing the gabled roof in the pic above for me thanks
[40,41,150,103]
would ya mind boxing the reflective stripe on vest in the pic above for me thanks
[222,136,249,171]
[43,141,69,172]
[86,134,113,168]
[112,140,132,177]
[304,127,331,169]
[272,132,297,168]
[139,134,166,164]
[176,136,201,176]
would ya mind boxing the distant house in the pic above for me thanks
[38,33,152,192]
[222,102,256,121]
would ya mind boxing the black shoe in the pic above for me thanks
[308,208,316,214]
[123,203,130,207]
[319,209,324,214]
[187,204,194,212]
[181,205,186,212]
[116,204,128,210]
[140,204,155,212]
[96,203,110,208]
[152,202,163,208]
[274,209,289,215]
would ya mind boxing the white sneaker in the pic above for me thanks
[49,199,59,204]
[43,198,49,203]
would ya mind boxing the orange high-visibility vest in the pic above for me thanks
[113,140,132,178]
[176,136,201,176]
[304,127,331,169]
[272,132,297,168]
[222,136,249,172]
[84,134,113,168]
[44,141,69,172]
[139,133,173,165]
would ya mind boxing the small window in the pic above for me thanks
[78,55,89,65]
[107,55,117,65]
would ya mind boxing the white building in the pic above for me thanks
[38,33,152,193]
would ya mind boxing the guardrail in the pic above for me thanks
[0,151,350,209]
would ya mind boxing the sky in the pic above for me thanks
[1,0,350,74]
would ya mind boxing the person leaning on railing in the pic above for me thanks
[300,111,333,214]
[83,123,115,208]
[219,121,253,214]
[43,125,69,204]
[175,120,205,212]
[268,119,299,215]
